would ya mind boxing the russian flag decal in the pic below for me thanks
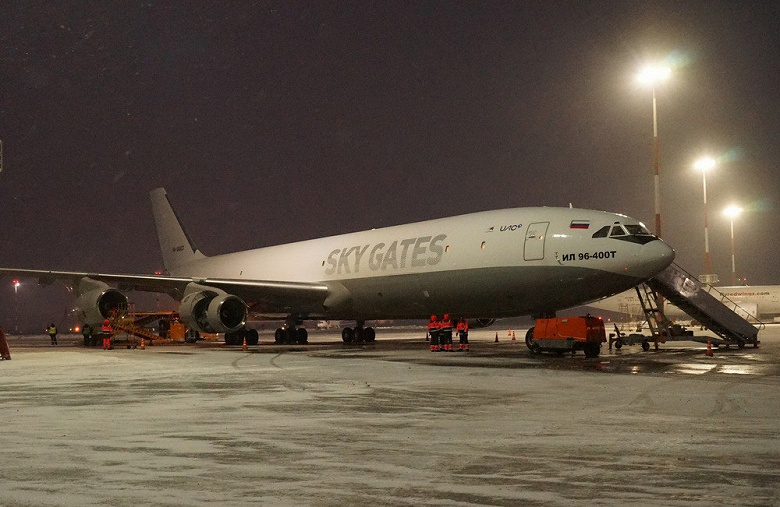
[570,220,590,229]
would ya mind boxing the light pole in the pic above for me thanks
[13,279,20,334]
[637,65,671,238]
[723,205,743,285]
[694,157,717,276]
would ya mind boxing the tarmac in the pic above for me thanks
[1,325,779,506]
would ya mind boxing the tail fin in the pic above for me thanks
[149,188,206,272]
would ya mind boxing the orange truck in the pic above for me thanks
[525,316,605,358]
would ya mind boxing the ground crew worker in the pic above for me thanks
[441,314,453,351]
[0,326,11,360]
[457,318,469,351]
[46,323,58,346]
[101,319,113,350]
[428,314,439,352]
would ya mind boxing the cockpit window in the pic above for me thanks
[592,222,657,244]
[610,225,627,237]
[625,224,652,235]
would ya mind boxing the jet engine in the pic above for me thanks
[179,286,247,334]
[73,285,128,328]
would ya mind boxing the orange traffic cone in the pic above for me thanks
[242,336,248,351]
[494,332,499,343]
[512,331,516,341]
[140,338,146,350]
[705,338,713,357]
[508,328,512,337]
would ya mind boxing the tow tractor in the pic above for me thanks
[525,315,606,358]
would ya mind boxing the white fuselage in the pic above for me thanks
[168,207,674,320]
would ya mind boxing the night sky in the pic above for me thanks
[1,1,778,332]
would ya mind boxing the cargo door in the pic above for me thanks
[524,222,549,261]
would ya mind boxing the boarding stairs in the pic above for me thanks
[644,262,763,347]
[633,283,669,340]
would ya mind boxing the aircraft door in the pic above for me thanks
[524,222,549,261]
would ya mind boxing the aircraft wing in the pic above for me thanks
[0,268,330,314]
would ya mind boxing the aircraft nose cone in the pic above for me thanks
[635,239,675,279]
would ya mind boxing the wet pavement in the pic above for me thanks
[1,326,779,505]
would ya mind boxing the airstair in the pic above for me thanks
[644,262,763,348]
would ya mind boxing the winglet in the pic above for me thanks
[149,188,206,272]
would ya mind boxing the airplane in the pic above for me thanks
[586,284,780,323]
[0,188,675,346]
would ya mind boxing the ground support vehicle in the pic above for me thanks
[525,316,606,358]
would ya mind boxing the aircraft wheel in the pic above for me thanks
[737,341,745,349]
[185,329,199,344]
[341,327,355,344]
[284,329,298,344]
[363,327,376,342]
[614,339,623,349]
[274,328,284,344]
[246,329,259,346]
[525,327,536,351]
[641,340,650,351]
[296,328,308,344]
[584,343,600,358]
[354,327,365,343]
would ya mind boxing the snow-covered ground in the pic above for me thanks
[1,325,778,505]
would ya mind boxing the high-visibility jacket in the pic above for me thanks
[101,323,112,334]
[456,320,468,333]
[440,318,453,334]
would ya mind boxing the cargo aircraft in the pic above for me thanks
[0,188,675,345]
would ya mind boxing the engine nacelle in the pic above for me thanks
[179,288,247,334]
[73,286,128,328]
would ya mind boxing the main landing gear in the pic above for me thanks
[225,327,259,346]
[274,323,308,344]
[341,322,376,344]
